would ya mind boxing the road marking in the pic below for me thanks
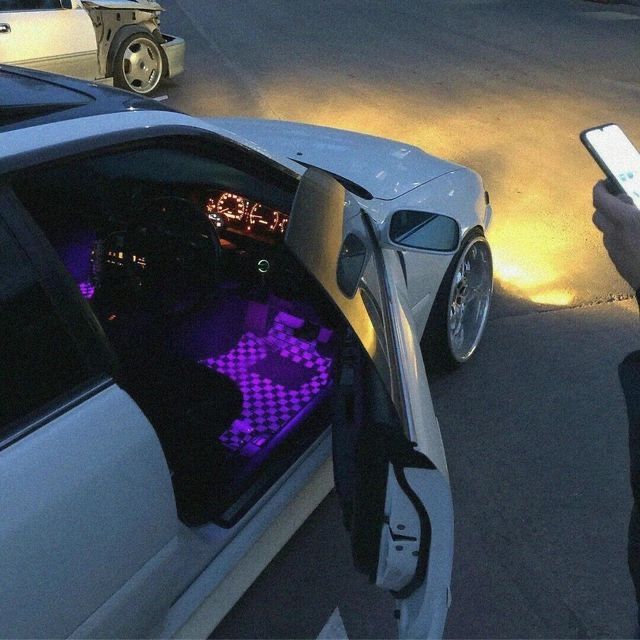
[582,11,640,20]
[317,608,349,640]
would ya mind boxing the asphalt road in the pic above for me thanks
[155,1,640,637]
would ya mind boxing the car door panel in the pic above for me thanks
[376,249,454,639]
[379,247,449,472]
[0,384,179,638]
[1,187,184,638]
[0,6,98,78]
[285,167,381,364]
[393,468,453,640]
[285,168,454,639]
[69,533,180,639]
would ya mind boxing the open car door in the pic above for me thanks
[285,168,454,639]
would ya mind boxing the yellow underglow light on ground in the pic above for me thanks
[488,208,576,305]
[530,289,575,306]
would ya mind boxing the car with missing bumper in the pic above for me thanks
[0,0,184,94]
[0,67,492,639]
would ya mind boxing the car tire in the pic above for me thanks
[421,228,493,372]
[112,32,163,95]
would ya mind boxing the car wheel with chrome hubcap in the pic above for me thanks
[422,229,493,371]
[113,33,163,95]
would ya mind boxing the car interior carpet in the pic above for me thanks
[200,311,334,458]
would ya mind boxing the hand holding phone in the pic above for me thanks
[581,123,640,209]
[588,126,640,289]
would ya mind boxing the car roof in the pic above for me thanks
[0,65,175,132]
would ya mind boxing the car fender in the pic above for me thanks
[368,169,490,335]
[84,7,160,77]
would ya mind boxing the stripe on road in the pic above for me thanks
[582,10,640,20]
[317,608,349,640]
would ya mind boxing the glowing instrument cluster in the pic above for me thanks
[205,191,289,239]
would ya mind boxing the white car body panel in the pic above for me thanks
[379,247,448,474]
[0,111,267,165]
[395,469,455,639]
[378,467,454,639]
[0,6,97,78]
[0,384,179,639]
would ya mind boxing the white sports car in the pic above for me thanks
[0,0,184,94]
[0,67,492,639]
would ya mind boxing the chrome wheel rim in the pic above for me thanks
[122,37,161,94]
[447,236,493,362]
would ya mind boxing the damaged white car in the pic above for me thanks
[0,0,184,94]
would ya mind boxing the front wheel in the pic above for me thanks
[422,229,493,372]
[112,33,163,95]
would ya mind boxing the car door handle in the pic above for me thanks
[0,24,11,34]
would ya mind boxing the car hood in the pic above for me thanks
[204,118,462,201]
[81,0,163,11]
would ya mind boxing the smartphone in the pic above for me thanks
[581,123,640,208]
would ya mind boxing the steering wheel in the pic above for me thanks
[122,195,221,313]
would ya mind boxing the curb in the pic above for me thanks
[585,0,640,5]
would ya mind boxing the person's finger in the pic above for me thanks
[593,209,615,235]
[593,180,618,211]
[594,180,639,226]
[593,180,616,210]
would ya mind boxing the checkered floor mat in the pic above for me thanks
[201,312,333,457]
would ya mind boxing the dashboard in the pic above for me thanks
[79,187,295,307]
[203,189,289,243]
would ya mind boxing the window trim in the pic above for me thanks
[0,0,63,11]
[0,375,114,452]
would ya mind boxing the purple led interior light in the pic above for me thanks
[78,281,96,299]
[201,312,333,457]
[53,233,97,300]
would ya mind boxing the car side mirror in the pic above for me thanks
[389,210,460,252]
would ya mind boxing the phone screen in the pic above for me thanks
[584,124,640,208]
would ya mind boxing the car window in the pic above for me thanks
[0,193,110,444]
[0,0,62,10]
